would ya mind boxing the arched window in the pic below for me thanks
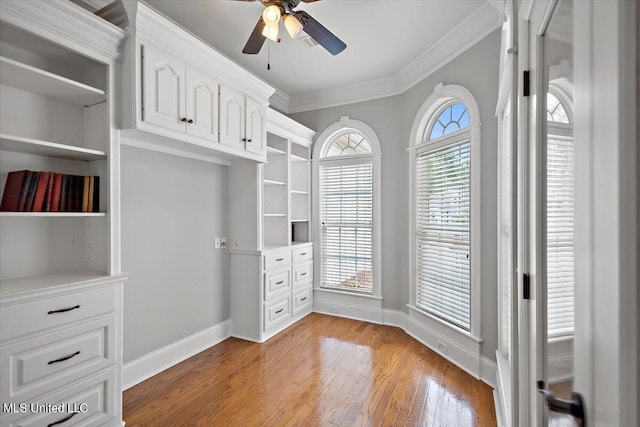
[313,117,381,297]
[409,83,482,339]
[546,88,574,338]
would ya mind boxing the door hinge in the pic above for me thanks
[523,273,530,300]
[523,70,530,97]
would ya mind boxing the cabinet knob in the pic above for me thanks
[181,117,187,122]
[247,139,252,143]
[242,138,247,142]
[187,119,193,124]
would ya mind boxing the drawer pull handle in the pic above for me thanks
[275,308,284,314]
[300,252,307,256]
[276,258,284,262]
[300,297,307,301]
[300,272,307,276]
[47,412,77,427]
[48,305,80,315]
[276,280,284,285]
[48,351,81,365]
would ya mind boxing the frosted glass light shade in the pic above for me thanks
[262,5,281,27]
[262,24,279,42]
[284,14,303,38]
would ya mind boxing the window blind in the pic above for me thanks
[416,141,471,331]
[320,160,373,292]
[547,134,575,337]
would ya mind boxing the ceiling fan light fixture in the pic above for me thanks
[262,5,281,27]
[261,23,280,42]
[284,13,303,38]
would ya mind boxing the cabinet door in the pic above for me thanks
[245,98,266,155]
[219,85,245,150]
[142,45,186,133]
[185,68,219,141]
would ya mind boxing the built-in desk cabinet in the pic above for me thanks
[120,1,273,163]
[230,110,316,342]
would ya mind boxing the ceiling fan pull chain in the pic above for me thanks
[267,41,271,71]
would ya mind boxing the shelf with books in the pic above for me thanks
[0,212,106,218]
[0,134,107,161]
[0,56,106,106]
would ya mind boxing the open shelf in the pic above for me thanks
[0,270,115,297]
[290,154,307,162]
[0,134,107,161]
[291,190,308,195]
[0,212,106,217]
[291,218,309,222]
[263,179,286,186]
[0,56,106,106]
[264,213,286,217]
[266,145,286,155]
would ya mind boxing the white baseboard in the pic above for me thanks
[122,319,231,390]
[493,389,505,427]
[480,355,498,388]
[313,300,385,324]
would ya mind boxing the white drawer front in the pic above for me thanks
[292,261,313,287]
[292,246,313,263]
[264,250,291,271]
[264,268,290,299]
[264,296,291,331]
[1,286,117,341]
[293,287,312,315]
[1,370,116,427]
[1,317,115,404]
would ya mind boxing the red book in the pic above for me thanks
[1,170,30,211]
[51,173,63,212]
[25,172,40,212]
[44,172,55,212]
[32,171,50,212]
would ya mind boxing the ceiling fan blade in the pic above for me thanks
[300,0,321,2]
[242,17,266,54]
[294,11,346,55]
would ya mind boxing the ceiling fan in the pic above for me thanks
[238,0,347,56]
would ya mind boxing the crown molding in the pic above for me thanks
[269,88,291,113]
[283,2,500,114]
[266,108,316,145]
[0,0,125,64]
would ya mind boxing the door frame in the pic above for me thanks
[519,0,639,425]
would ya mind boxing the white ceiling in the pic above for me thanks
[91,0,500,111]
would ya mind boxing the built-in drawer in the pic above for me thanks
[0,285,117,342]
[1,316,115,404]
[292,246,313,263]
[292,287,312,315]
[264,268,291,300]
[292,261,313,287]
[264,250,291,271]
[0,369,116,427]
[264,295,291,331]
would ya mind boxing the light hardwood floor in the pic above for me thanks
[123,313,497,426]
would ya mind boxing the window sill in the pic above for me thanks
[316,287,381,300]
[407,304,483,343]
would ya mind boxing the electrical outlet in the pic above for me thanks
[220,237,227,249]
[214,238,221,249]
[437,341,448,354]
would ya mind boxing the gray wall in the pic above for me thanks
[121,144,230,363]
[291,29,500,360]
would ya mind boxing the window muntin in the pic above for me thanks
[323,132,372,157]
[416,139,472,330]
[428,103,470,140]
[546,92,571,124]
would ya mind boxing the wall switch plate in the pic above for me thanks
[214,238,221,249]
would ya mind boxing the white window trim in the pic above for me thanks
[312,116,382,301]
[408,83,483,343]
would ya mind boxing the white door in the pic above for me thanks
[185,68,218,142]
[244,98,266,155]
[524,0,638,426]
[219,85,245,150]
[141,45,186,133]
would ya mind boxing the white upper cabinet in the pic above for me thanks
[142,46,186,133]
[245,97,266,155]
[219,85,245,150]
[186,68,219,141]
[120,1,274,163]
